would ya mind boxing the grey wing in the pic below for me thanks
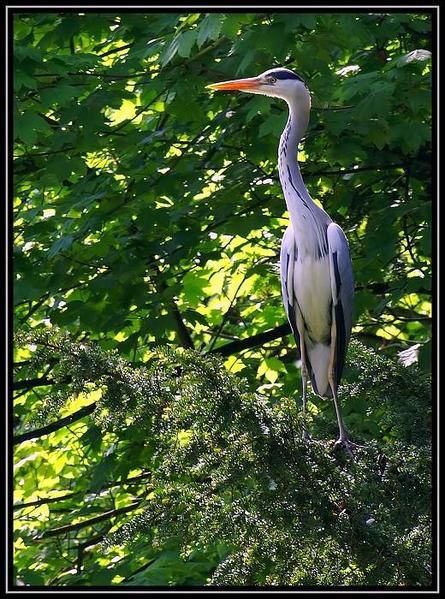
[280,226,320,391]
[327,223,354,386]
[280,225,300,342]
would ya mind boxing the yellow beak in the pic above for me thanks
[206,77,262,91]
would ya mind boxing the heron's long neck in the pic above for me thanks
[278,98,331,257]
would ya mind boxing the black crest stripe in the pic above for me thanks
[271,70,305,82]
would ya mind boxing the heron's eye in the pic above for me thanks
[266,76,277,84]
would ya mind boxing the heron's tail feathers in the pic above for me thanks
[306,342,333,399]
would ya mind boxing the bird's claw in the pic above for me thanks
[302,429,311,443]
[333,437,364,457]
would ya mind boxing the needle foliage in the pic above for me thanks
[13,329,432,587]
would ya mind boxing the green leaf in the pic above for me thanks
[367,121,390,150]
[47,155,74,182]
[21,570,45,586]
[182,271,211,307]
[258,114,287,138]
[245,96,271,122]
[220,15,240,39]
[40,84,84,109]
[80,424,102,452]
[161,30,197,65]
[14,70,37,91]
[177,30,197,58]
[15,113,52,145]
[88,454,116,492]
[14,45,43,64]
[47,235,74,258]
[197,14,223,48]
[264,357,287,373]
[14,274,48,304]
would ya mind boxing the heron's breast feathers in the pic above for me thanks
[292,254,332,343]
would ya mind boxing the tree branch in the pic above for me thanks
[98,42,133,58]
[211,323,292,356]
[306,162,406,177]
[171,307,195,349]
[207,271,250,352]
[37,501,141,539]
[13,376,69,391]
[13,472,151,511]
[153,264,194,349]
[187,35,228,63]
[13,404,96,446]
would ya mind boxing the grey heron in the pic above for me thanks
[208,68,358,452]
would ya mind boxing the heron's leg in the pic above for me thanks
[299,333,311,441]
[327,313,360,455]
[328,374,359,456]
[329,377,347,442]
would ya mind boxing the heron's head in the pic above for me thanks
[207,67,310,106]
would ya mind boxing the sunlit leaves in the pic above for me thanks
[181,270,212,308]
[257,356,287,383]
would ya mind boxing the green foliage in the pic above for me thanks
[14,330,432,586]
[14,11,431,365]
[13,10,433,589]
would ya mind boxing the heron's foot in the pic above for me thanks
[333,436,365,457]
[302,429,311,443]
